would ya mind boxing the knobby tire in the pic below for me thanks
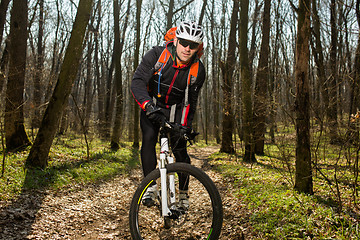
[129,162,223,240]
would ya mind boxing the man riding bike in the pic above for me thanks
[131,20,205,209]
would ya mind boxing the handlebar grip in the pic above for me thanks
[162,120,198,141]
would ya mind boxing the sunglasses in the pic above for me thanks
[178,38,199,50]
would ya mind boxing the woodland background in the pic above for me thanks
[0,0,359,199]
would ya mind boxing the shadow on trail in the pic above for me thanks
[0,169,48,239]
[0,146,140,239]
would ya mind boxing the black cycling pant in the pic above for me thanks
[140,110,190,190]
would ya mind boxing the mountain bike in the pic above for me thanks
[129,120,223,240]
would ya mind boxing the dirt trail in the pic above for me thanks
[0,146,248,239]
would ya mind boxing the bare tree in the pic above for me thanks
[5,0,30,151]
[248,0,260,76]
[0,0,10,93]
[0,40,8,94]
[239,0,256,162]
[209,0,220,143]
[355,0,360,111]
[94,1,106,139]
[133,0,142,148]
[294,0,313,194]
[165,0,196,31]
[0,0,10,46]
[198,0,207,25]
[104,53,115,140]
[111,0,131,150]
[311,0,328,121]
[220,0,238,154]
[26,0,94,169]
[328,0,340,144]
[253,0,271,155]
[32,0,45,129]
[166,0,175,30]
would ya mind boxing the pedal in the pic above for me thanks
[142,198,155,207]
[168,207,186,219]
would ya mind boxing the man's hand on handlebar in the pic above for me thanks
[145,102,166,125]
[179,126,198,141]
[164,121,199,141]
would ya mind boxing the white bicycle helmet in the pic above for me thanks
[175,21,204,44]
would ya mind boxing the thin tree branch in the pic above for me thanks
[288,0,298,12]
[173,0,195,15]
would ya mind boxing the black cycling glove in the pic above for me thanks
[182,127,199,140]
[145,102,166,125]
[172,124,199,140]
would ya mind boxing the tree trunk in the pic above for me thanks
[94,1,105,139]
[5,0,30,151]
[26,0,94,169]
[269,0,282,144]
[32,0,45,129]
[253,0,271,155]
[104,54,114,140]
[248,0,260,76]
[133,0,142,148]
[111,0,131,150]
[0,0,10,46]
[0,39,8,93]
[0,0,10,93]
[294,0,313,194]
[355,0,360,111]
[348,2,358,116]
[351,0,360,119]
[210,0,220,143]
[328,0,340,144]
[45,0,62,103]
[311,0,329,121]
[220,0,238,154]
[166,0,174,31]
[198,0,207,25]
[167,0,176,30]
[239,0,256,162]
[84,34,94,132]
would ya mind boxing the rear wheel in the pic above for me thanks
[129,162,223,240]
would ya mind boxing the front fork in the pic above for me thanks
[159,136,175,217]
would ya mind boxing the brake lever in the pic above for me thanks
[183,134,193,145]
[184,131,199,142]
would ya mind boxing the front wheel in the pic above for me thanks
[129,162,223,240]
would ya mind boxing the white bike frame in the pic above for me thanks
[159,135,176,217]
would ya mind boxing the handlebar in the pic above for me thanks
[161,120,199,142]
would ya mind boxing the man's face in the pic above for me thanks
[175,37,199,63]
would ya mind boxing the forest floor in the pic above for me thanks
[0,145,248,240]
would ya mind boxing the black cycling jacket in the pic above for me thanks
[131,41,205,126]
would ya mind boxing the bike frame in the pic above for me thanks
[159,130,176,217]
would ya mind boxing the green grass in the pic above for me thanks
[0,136,140,201]
[1,129,359,239]
[210,148,360,239]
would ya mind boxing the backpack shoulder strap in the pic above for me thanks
[188,60,200,86]
[154,48,171,75]
[183,60,200,107]
[153,48,172,98]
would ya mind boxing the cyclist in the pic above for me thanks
[131,20,205,209]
